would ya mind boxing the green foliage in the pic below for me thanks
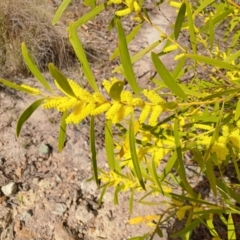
[1,0,240,239]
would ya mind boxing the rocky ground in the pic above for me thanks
[0,1,180,240]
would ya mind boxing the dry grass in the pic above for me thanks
[0,0,76,77]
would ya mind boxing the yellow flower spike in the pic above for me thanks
[169,1,182,8]
[56,98,80,112]
[218,136,228,144]
[42,96,69,109]
[115,8,132,17]
[211,142,229,161]
[91,102,111,116]
[174,53,185,61]
[20,84,40,95]
[102,80,112,93]
[110,77,119,84]
[68,79,92,100]
[129,215,159,225]
[222,125,229,137]
[122,105,134,118]
[111,104,131,124]
[133,1,141,13]
[148,105,163,126]
[163,45,178,53]
[179,116,185,127]
[93,92,107,104]
[197,136,211,146]
[142,89,164,104]
[109,0,123,3]
[139,104,151,123]
[121,91,133,105]
[66,102,95,124]
[106,102,122,120]
[152,148,170,164]
[229,129,240,148]
[132,98,143,107]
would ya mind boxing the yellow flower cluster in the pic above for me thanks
[21,84,40,95]
[99,171,139,191]
[108,0,141,17]
[196,124,240,163]
[21,77,165,126]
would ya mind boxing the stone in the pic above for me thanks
[38,143,52,158]
[20,210,33,221]
[38,178,56,189]
[75,205,94,223]
[52,203,67,216]
[1,182,18,196]
[80,180,98,195]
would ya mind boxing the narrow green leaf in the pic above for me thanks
[129,115,145,190]
[155,228,163,238]
[68,24,98,92]
[193,0,214,18]
[170,218,203,238]
[186,54,239,71]
[200,9,233,32]
[48,63,76,97]
[230,147,240,182]
[205,158,217,196]
[203,88,240,101]
[90,116,99,186]
[228,214,236,240]
[110,23,142,61]
[151,159,163,194]
[58,111,68,152]
[109,81,124,101]
[172,56,186,79]
[113,40,161,73]
[174,3,186,40]
[220,214,228,225]
[21,43,52,92]
[105,120,115,170]
[84,0,96,7]
[159,153,177,182]
[114,185,124,205]
[224,50,240,63]
[174,118,196,197]
[52,0,71,25]
[194,208,240,215]
[170,192,217,206]
[98,184,108,205]
[116,19,140,96]
[216,178,240,204]
[209,15,214,50]
[206,217,220,238]
[73,3,105,27]
[151,52,187,100]
[16,98,45,137]
[0,78,38,95]
[234,98,240,121]
[185,0,197,54]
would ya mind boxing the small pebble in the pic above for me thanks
[1,182,18,196]
[20,210,33,221]
[52,203,67,216]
